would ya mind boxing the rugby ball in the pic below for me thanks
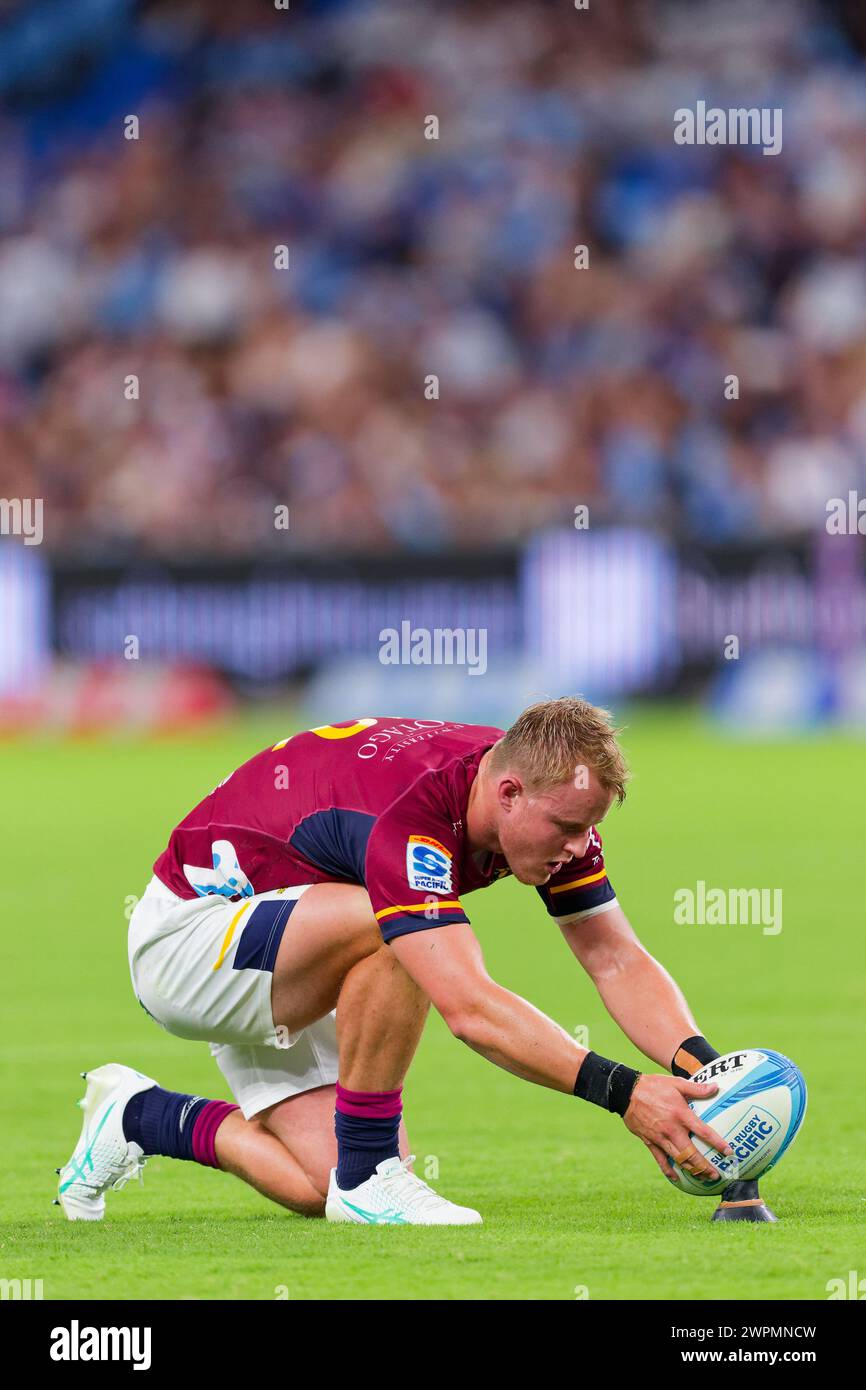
[669,1048,807,1196]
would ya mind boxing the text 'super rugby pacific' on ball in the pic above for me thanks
[669,1048,807,1196]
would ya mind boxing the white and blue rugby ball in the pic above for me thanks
[669,1048,807,1196]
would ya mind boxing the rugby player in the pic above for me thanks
[57,699,776,1225]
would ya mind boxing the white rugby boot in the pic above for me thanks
[325,1155,482,1226]
[55,1063,157,1221]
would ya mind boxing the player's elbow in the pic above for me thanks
[585,937,652,983]
[439,992,490,1046]
[443,1008,478,1045]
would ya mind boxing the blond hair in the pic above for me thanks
[490,696,629,803]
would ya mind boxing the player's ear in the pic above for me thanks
[497,775,523,811]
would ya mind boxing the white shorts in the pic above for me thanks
[128,876,339,1117]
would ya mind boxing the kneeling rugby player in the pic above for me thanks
[57,698,775,1225]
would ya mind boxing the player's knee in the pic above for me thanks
[304,1161,332,1205]
[280,1160,328,1218]
[297,1191,327,1218]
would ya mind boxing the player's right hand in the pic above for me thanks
[622,1074,735,1184]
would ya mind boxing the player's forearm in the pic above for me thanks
[588,940,698,1070]
[447,983,585,1093]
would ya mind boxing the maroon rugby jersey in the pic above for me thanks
[153,717,616,942]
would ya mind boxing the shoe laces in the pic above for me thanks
[110,1156,146,1192]
[379,1156,450,1215]
[69,1156,146,1197]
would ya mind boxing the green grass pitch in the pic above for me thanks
[2,707,864,1300]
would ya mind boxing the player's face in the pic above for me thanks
[493,770,615,886]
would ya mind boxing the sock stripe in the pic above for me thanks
[335,1083,403,1119]
[191,1100,238,1169]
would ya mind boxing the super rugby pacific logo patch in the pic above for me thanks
[406,835,453,894]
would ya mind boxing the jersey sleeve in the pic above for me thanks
[365,790,471,943]
[535,827,618,925]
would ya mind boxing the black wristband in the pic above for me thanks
[573,1051,640,1116]
[671,1034,721,1079]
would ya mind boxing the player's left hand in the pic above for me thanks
[622,1074,735,1184]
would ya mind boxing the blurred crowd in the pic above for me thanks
[2,0,866,555]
